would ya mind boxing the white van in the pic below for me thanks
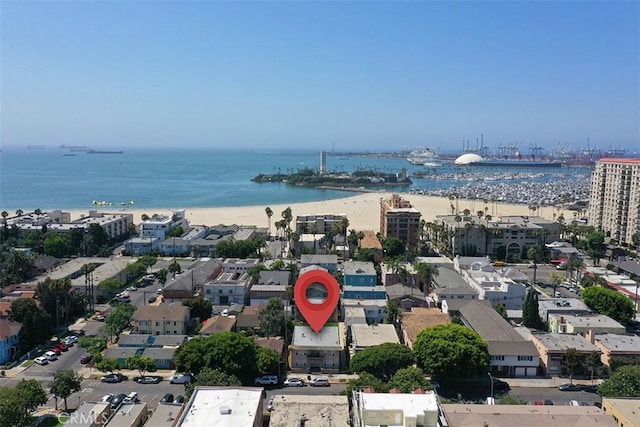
[44,351,58,361]
[309,376,330,387]
[169,373,193,384]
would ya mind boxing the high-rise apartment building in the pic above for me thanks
[380,194,422,247]
[589,158,640,245]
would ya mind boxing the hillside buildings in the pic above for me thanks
[380,194,422,247]
[589,158,640,245]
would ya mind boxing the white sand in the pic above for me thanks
[72,192,566,232]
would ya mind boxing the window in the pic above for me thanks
[518,356,533,361]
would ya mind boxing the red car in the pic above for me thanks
[54,343,69,352]
[49,347,62,356]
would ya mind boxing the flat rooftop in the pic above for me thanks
[351,324,399,348]
[176,387,263,427]
[532,333,600,352]
[595,334,640,353]
[292,325,344,349]
[269,395,349,427]
[106,402,148,427]
[550,313,625,330]
[359,391,438,416]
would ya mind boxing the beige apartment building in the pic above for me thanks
[380,194,422,247]
[589,158,640,245]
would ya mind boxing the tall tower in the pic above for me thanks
[320,151,327,175]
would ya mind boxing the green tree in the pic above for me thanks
[385,299,400,324]
[156,269,168,285]
[258,298,286,338]
[126,355,157,377]
[256,346,280,374]
[182,297,213,323]
[382,237,405,259]
[494,303,508,319]
[388,367,433,393]
[345,372,389,398]
[586,231,605,266]
[137,255,158,269]
[166,226,184,238]
[168,260,182,275]
[414,262,439,295]
[102,303,135,342]
[98,277,123,300]
[0,379,48,427]
[349,343,415,380]
[598,364,640,397]
[49,369,83,411]
[96,358,120,373]
[563,348,583,381]
[527,245,544,284]
[549,272,564,294]
[582,286,635,324]
[269,259,285,271]
[185,367,241,398]
[265,207,273,236]
[522,290,544,329]
[43,233,70,257]
[247,264,267,282]
[413,324,490,378]
[8,298,51,350]
[173,332,259,379]
[36,277,72,329]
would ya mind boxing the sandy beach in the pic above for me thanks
[71,192,565,232]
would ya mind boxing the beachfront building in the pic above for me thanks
[589,158,640,245]
[380,194,422,248]
[289,325,346,373]
[295,213,348,235]
[203,271,252,306]
[435,214,560,259]
[160,237,190,256]
[140,210,188,240]
[454,256,527,310]
[6,210,133,240]
[443,300,539,377]
[124,236,161,255]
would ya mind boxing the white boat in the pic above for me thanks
[407,148,442,166]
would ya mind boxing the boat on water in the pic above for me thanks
[63,154,76,157]
[454,153,563,168]
[87,149,124,154]
[407,148,442,166]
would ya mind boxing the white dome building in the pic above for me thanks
[454,153,484,165]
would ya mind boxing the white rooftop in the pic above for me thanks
[351,324,399,348]
[177,387,263,427]
[292,325,343,348]
[359,391,439,419]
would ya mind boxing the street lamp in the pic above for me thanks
[488,372,494,401]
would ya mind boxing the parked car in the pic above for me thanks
[44,351,58,361]
[544,399,554,405]
[109,393,127,410]
[95,314,106,322]
[569,400,580,406]
[284,378,304,387]
[147,296,157,304]
[124,392,139,403]
[100,393,114,403]
[34,356,48,366]
[581,385,599,393]
[254,375,279,385]
[169,374,192,384]
[309,377,330,387]
[491,379,510,392]
[80,354,93,364]
[101,373,126,383]
[126,286,137,292]
[160,393,174,404]
[136,376,161,384]
[173,395,185,404]
[54,343,69,352]
[157,288,163,294]
[558,383,582,391]
[49,347,62,356]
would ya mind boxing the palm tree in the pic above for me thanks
[462,208,471,217]
[1,211,8,225]
[310,223,319,253]
[265,207,273,237]
[414,262,439,297]
[15,209,23,218]
[527,245,544,285]
[567,256,585,282]
[549,272,564,296]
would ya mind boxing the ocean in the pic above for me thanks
[0,146,591,211]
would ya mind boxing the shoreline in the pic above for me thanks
[69,192,567,232]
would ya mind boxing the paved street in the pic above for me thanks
[508,387,601,406]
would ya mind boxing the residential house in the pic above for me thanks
[343,307,368,329]
[160,237,190,256]
[131,304,191,335]
[199,316,237,336]
[289,324,346,373]
[385,283,428,311]
[431,267,479,306]
[343,261,377,286]
[162,258,222,301]
[350,324,399,354]
[530,333,601,376]
[0,319,22,363]
[176,387,264,427]
[548,313,626,335]
[300,254,338,273]
[443,300,539,377]
[537,298,591,323]
[203,272,251,306]
[141,348,176,370]
[235,305,263,334]
[400,307,450,349]
[545,241,580,263]
[249,270,290,306]
[254,337,286,364]
[593,333,640,367]
[381,262,419,288]
[341,299,386,324]
[116,334,187,348]
[124,237,161,256]
[342,285,387,300]
[352,390,440,427]
[222,258,261,274]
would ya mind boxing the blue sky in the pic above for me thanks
[2,1,638,153]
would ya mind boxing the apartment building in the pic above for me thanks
[295,213,348,235]
[380,194,422,247]
[140,210,188,240]
[131,304,191,335]
[203,272,252,306]
[289,325,346,373]
[589,158,640,245]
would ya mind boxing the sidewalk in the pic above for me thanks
[504,376,603,388]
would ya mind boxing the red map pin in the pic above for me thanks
[294,270,341,333]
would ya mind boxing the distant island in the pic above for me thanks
[251,166,412,189]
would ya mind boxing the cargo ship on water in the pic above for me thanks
[87,149,124,154]
[454,153,563,168]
